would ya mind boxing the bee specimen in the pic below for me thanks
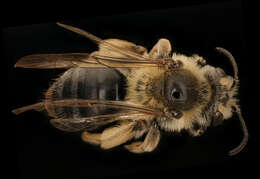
[12,22,248,155]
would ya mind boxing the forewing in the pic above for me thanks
[50,112,149,132]
[56,22,158,62]
[90,52,162,68]
[14,52,161,69]
[12,99,162,132]
[46,99,162,132]
[44,99,163,116]
[15,23,167,69]
[14,53,100,69]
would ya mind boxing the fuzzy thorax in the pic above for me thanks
[126,54,212,133]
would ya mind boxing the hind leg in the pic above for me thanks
[99,120,138,149]
[81,131,101,145]
[124,122,160,153]
[82,120,138,149]
[81,119,157,152]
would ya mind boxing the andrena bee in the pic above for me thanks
[12,22,248,155]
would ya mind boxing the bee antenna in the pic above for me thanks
[215,47,239,83]
[228,106,249,156]
[215,48,248,155]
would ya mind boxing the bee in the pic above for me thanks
[12,22,248,155]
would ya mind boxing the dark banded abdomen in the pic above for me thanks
[46,67,126,118]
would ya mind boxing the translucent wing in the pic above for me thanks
[49,112,145,132]
[12,99,162,132]
[14,52,160,69]
[45,99,163,116]
[14,23,173,69]
[56,22,152,61]
[12,99,163,116]
[14,53,95,69]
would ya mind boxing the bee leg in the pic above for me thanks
[100,121,136,149]
[81,131,101,145]
[189,128,205,137]
[149,39,172,58]
[124,122,160,153]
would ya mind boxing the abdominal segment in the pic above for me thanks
[45,67,126,119]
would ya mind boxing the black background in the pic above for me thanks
[5,0,257,178]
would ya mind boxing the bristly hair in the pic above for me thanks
[126,55,213,133]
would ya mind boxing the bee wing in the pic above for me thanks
[15,23,168,69]
[14,52,162,69]
[49,112,145,132]
[56,22,161,62]
[12,99,158,132]
[89,52,162,68]
[14,53,100,69]
[44,99,162,116]
[12,99,163,118]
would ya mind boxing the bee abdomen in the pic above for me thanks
[45,68,126,118]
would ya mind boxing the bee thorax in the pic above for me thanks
[126,67,165,108]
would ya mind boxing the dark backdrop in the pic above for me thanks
[5,1,256,179]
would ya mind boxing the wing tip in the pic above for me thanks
[11,108,21,115]
[56,22,69,30]
[14,59,32,68]
[14,60,24,68]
